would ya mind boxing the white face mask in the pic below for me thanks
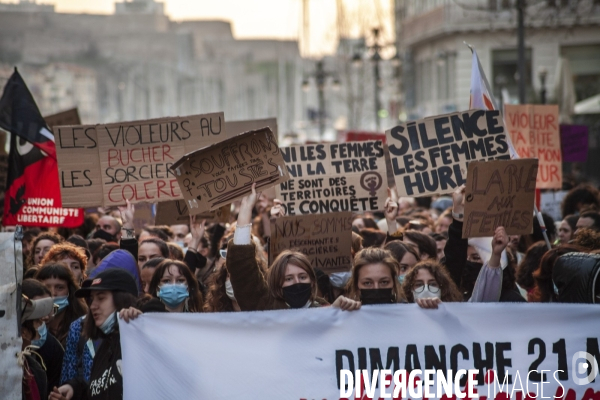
[329,271,351,288]
[225,279,236,301]
[413,287,442,300]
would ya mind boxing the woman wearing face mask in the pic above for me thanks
[35,264,87,345]
[346,248,405,305]
[401,260,463,309]
[22,279,64,398]
[148,259,203,313]
[204,260,242,312]
[40,243,88,285]
[20,294,55,400]
[227,184,360,311]
[49,268,141,400]
[384,241,420,285]
[26,231,63,270]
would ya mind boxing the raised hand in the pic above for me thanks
[118,199,135,230]
[189,215,206,251]
[238,183,260,226]
[452,184,466,221]
[385,187,399,233]
[270,199,286,220]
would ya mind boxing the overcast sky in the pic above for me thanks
[50,0,394,56]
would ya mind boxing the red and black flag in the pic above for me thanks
[0,68,83,227]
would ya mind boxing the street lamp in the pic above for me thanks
[538,67,548,104]
[302,60,339,140]
[351,27,395,132]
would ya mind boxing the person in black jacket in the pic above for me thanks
[49,268,142,400]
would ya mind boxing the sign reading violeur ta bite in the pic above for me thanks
[276,141,387,215]
[463,158,538,238]
[171,128,288,213]
[54,113,225,208]
[386,109,511,197]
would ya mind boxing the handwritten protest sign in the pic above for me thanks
[45,108,81,130]
[132,202,154,234]
[276,141,387,216]
[462,159,538,238]
[386,110,511,197]
[270,212,352,274]
[54,112,226,208]
[154,200,230,225]
[560,124,588,162]
[505,105,562,189]
[171,128,288,213]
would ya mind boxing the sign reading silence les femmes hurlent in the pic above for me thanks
[385,109,512,197]
[275,141,387,215]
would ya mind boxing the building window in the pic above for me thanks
[492,48,532,103]
[561,45,600,102]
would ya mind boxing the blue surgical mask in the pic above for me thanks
[99,311,117,335]
[31,322,47,347]
[398,274,405,285]
[175,241,187,255]
[158,284,189,309]
[329,271,351,288]
[54,296,69,313]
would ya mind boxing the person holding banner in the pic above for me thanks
[49,268,141,400]
[147,259,203,313]
[35,264,88,346]
[227,184,360,311]
[402,260,463,309]
[346,247,405,305]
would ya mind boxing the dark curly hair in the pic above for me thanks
[26,232,64,270]
[203,265,236,312]
[561,184,599,218]
[402,260,463,303]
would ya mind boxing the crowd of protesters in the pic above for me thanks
[15,181,600,400]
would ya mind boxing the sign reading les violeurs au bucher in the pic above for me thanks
[462,158,538,238]
[386,109,512,197]
[275,141,387,216]
[171,128,289,213]
[54,112,225,208]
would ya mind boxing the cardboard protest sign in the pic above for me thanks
[560,124,588,162]
[270,212,352,274]
[462,159,538,238]
[154,200,230,225]
[45,108,81,130]
[505,105,562,188]
[54,112,226,208]
[386,110,511,197]
[540,190,567,222]
[171,128,288,213]
[276,141,387,216]
[132,202,154,234]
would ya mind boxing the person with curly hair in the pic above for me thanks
[204,263,241,312]
[40,243,88,285]
[26,231,63,270]
[530,244,586,302]
[561,184,599,218]
[401,260,463,309]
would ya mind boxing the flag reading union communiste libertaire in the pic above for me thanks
[0,69,83,227]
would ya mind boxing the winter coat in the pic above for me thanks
[553,252,600,304]
[226,241,327,311]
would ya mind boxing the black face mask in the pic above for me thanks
[282,283,312,309]
[360,288,395,305]
[93,229,117,243]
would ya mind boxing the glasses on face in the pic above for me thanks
[219,249,227,259]
[412,282,440,293]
